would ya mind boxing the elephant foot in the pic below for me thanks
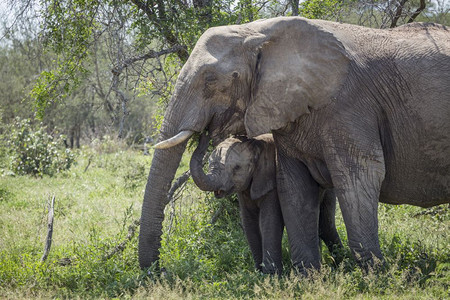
[261,262,283,275]
[328,244,347,266]
[353,251,386,273]
[290,261,321,277]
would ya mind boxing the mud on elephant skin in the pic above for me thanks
[139,16,450,273]
[190,133,343,274]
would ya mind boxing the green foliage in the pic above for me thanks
[160,193,255,281]
[136,54,180,134]
[4,118,75,176]
[129,0,256,55]
[30,59,88,119]
[25,0,269,128]
[41,0,98,55]
[299,0,343,20]
[0,223,144,298]
[123,162,147,190]
[31,0,99,118]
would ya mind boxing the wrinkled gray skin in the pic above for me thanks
[139,17,450,273]
[190,133,343,273]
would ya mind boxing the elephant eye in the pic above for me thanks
[233,165,241,171]
[204,72,217,83]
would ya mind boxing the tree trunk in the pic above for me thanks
[291,0,299,16]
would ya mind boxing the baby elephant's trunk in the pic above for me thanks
[190,133,221,192]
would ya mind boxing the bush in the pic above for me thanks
[5,117,75,176]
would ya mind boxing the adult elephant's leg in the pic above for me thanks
[238,192,263,271]
[318,189,344,263]
[258,189,284,274]
[277,150,321,274]
[325,137,385,267]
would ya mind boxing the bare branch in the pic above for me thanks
[167,170,191,235]
[110,45,185,138]
[111,45,186,76]
[407,0,426,23]
[168,171,191,201]
[0,0,33,41]
[129,0,189,61]
[390,0,409,28]
[103,219,140,260]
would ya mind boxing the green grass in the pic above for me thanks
[0,148,448,299]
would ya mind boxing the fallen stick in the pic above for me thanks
[41,195,55,262]
[103,219,140,260]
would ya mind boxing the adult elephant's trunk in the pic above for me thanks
[138,136,187,269]
[138,74,210,269]
[190,133,221,192]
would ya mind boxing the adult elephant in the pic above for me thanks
[139,17,450,273]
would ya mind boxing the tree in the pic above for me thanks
[1,0,447,146]
[5,1,262,138]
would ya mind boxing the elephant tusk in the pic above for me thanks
[154,130,194,149]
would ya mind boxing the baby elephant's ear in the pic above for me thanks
[250,140,276,200]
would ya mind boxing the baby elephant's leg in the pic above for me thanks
[258,189,284,274]
[238,192,263,271]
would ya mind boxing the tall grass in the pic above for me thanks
[0,147,448,299]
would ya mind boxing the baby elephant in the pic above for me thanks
[190,133,342,274]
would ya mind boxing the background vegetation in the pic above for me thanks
[0,0,449,298]
[1,0,449,146]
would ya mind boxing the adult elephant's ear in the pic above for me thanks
[244,18,350,137]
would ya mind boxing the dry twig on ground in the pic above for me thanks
[104,219,141,260]
[41,194,55,262]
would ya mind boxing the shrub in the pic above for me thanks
[5,117,75,176]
